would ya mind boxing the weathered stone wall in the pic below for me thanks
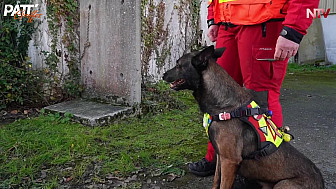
[321,15,336,65]
[27,0,336,91]
[141,0,209,82]
[26,0,211,105]
[27,0,50,70]
[28,0,72,78]
[27,0,209,84]
[79,0,141,106]
[298,19,326,65]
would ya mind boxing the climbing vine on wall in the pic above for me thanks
[141,0,170,81]
[141,0,202,82]
[176,0,202,50]
[190,0,202,50]
[44,0,81,100]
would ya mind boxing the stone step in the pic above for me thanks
[44,99,135,126]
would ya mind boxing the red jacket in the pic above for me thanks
[208,0,320,35]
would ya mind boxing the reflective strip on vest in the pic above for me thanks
[202,101,284,158]
[248,101,283,148]
[203,113,212,136]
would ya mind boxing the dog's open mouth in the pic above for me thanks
[170,79,185,89]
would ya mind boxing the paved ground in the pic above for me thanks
[280,72,336,188]
[146,72,336,189]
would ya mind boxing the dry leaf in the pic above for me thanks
[63,176,73,182]
[10,110,18,114]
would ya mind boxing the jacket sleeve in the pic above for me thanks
[208,1,214,21]
[282,0,320,36]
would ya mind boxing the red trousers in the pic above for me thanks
[205,21,288,162]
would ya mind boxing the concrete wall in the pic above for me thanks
[28,0,70,76]
[321,14,336,65]
[27,0,335,107]
[141,0,209,82]
[200,0,215,47]
[299,15,336,65]
[319,0,336,13]
[298,19,326,65]
[298,1,336,65]
[27,0,207,105]
[79,0,141,106]
[28,0,49,70]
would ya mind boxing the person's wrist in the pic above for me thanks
[279,26,303,44]
[207,19,216,28]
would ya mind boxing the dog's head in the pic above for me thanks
[163,45,225,91]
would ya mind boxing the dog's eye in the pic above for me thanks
[176,64,182,69]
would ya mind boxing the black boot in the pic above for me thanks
[188,158,216,177]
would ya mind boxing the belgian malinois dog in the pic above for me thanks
[163,46,324,189]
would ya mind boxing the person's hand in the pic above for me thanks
[207,25,219,42]
[274,36,299,61]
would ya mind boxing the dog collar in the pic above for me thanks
[211,102,271,121]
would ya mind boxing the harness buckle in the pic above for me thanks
[259,148,269,157]
[240,109,249,117]
[219,112,231,120]
[245,109,251,116]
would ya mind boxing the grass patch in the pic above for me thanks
[0,82,207,188]
[287,63,336,73]
[3,65,334,188]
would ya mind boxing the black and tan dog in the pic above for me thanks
[163,46,324,189]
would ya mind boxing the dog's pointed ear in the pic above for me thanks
[192,45,215,71]
[213,47,226,59]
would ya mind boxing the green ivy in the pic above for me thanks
[45,0,82,98]
[0,0,81,110]
[0,0,41,109]
[141,0,202,81]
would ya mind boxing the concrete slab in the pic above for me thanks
[44,99,135,126]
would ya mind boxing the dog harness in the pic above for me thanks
[203,101,292,159]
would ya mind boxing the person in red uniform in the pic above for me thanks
[189,0,320,176]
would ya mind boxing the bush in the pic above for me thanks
[0,0,41,109]
[0,63,43,109]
